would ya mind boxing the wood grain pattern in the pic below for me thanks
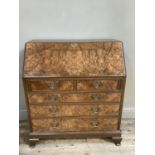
[62,118,118,131]
[29,80,73,91]
[32,118,61,132]
[30,104,120,118]
[77,79,119,91]
[32,118,118,132]
[30,105,61,117]
[28,92,121,104]
[61,104,120,117]
[23,41,125,77]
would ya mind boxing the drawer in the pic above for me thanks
[32,118,61,132]
[62,92,121,103]
[61,117,118,131]
[29,80,73,91]
[28,93,61,104]
[30,105,61,118]
[28,92,121,104]
[31,118,118,132]
[77,79,121,91]
[61,104,120,116]
[30,104,120,118]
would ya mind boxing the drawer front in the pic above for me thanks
[61,118,118,131]
[30,104,120,118]
[28,93,61,104]
[61,104,120,116]
[31,118,118,132]
[62,93,121,103]
[77,79,120,91]
[30,105,61,118]
[28,92,121,104]
[32,118,61,132]
[29,80,73,91]
[28,93,121,104]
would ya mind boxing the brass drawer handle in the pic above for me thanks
[48,82,56,89]
[90,94,102,101]
[51,121,60,128]
[91,107,101,113]
[90,122,100,128]
[92,81,102,89]
[49,106,59,113]
[48,94,59,101]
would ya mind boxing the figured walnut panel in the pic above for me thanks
[23,41,126,77]
[30,80,73,91]
[32,118,61,132]
[61,93,121,103]
[61,104,120,116]
[32,118,118,132]
[61,118,118,131]
[30,105,61,118]
[28,92,121,104]
[28,93,61,104]
[77,79,119,91]
[29,104,120,118]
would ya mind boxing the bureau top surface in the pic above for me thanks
[23,40,126,78]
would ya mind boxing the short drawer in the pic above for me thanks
[29,80,73,91]
[28,92,121,104]
[30,104,120,118]
[77,79,121,91]
[31,118,118,132]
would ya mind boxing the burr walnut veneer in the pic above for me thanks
[23,40,126,146]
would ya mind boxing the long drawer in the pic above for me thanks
[30,104,120,118]
[28,92,121,104]
[32,117,118,132]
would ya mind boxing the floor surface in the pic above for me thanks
[19,119,134,155]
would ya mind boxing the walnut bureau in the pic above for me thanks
[23,40,126,146]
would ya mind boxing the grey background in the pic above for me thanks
[19,0,135,120]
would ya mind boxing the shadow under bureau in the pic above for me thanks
[23,40,126,146]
